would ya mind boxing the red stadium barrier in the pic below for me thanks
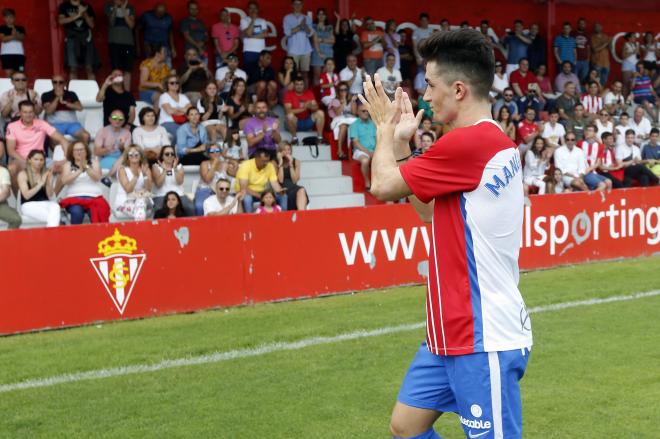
[1,187,658,335]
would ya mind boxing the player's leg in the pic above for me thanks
[390,402,442,438]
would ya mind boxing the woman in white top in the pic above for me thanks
[59,141,110,224]
[595,110,614,138]
[621,33,639,96]
[490,61,509,100]
[17,150,60,227]
[132,107,170,163]
[151,145,194,216]
[193,145,226,215]
[523,137,550,195]
[640,32,658,72]
[158,73,192,140]
[114,145,154,221]
[197,81,227,144]
[329,81,358,159]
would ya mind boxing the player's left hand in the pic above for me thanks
[394,89,424,144]
[359,73,400,126]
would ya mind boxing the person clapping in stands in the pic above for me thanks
[132,107,169,164]
[152,145,194,215]
[203,178,242,216]
[113,145,153,221]
[17,150,60,227]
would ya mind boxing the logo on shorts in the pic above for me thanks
[460,416,492,430]
[468,429,491,438]
[90,229,146,315]
[470,404,483,418]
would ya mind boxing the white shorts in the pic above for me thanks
[353,149,371,161]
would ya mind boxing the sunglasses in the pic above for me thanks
[13,77,26,82]
[52,80,65,84]
[128,152,140,157]
[208,148,222,153]
[163,152,175,157]
[111,115,125,121]
[566,138,576,141]
[217,187,230,192]
[168,81,180,85]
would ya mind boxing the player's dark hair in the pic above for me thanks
[418,29,494,101]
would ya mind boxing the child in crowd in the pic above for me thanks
[255,188,281,214]
[545,168,571,194]
[319,58,339,108]
[224,129,244,161]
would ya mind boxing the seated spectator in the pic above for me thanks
[58,0,98,80]
[0,164,21,229]
[152,145,194,215]
[136,3,175,64]
[278,56,299,98]
[158,73,192,139]
[154,191,187,219]
[630,64,657,116]
[339,54,365,97]
[0,8,26,77]
[496,106,516,141]
[510,58,541,99]
[642,128,660,176]
[16,150,60,227]
[629,107,652,146]
[176,107,208,166]
[603,81,628,117]
[553,22,577,67]
[598,131,625,188]
[594,110,613,139]
[566,103,588,141]
[415,130,435,156]
[333,16,359,72]
[41,75,91,144]
[283,0,314,83]
[138,44,169,104]
[490,61,509,100]
[492,87,520,122]
[211,8,239,69]
[255,188,281,214]
[360,16,384,76]
[328,82,358,160]
[523,137,550,195]
[132,107,169,163]
[244,101,281,159]
[616,129,659,187]
[241,1,270,74]
[284,76,326,145]
[349,104,376,190]
[555,81,578,121]
[554,135,589,191]
[541,109,565,149]
[58,141,110,224]
[381,20,400,72]
[586,69,602,91]
[103,0,136,92]
[0,71,41,121]
[580,81,603,118]
[614,112,630,147]
[319,58,339,107]
[180,0,208,64]
[225,78,252,130]
[96,70,137,126]
[534,64,555,99]
[215,53,247,95]
[277,142,308,210]
[224,128,244,160]
[113,145,153,221]
[311,8,334,86]
[516,107,540,154]
[204,178,242,215]
[247,50,278,108]
[554,61,581,95]
[94,109,131,173]
[177,47,213,105]
[194,145,226,215]
[236,148,287,213]
[414,117,434,151]
[197,81,227,145]
[545,168,570,194]
[376,53,402,99]
[577,124,604,170]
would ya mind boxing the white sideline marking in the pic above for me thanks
[1,290,658,394]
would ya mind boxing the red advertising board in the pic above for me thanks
[1,187,658,335]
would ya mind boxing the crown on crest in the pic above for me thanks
[98,229,138,257]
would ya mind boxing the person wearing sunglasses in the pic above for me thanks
[158,73,192,139]
[93,109,132,179]
[203,177,243,216]
[194,145,227,215]
[152,145,194,216]
[492,87,520,122]
[553,134,590,192]
[0,71,41,121]
[328,80,358,160]
[41,75,91,145]
[595,110,613,139]
[113,145,153,221]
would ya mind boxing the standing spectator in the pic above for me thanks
[0,8,26,76]
[0,71,42,121]
[577,124,603,168]
[398,30,414,81]
[541,110,566,150]
[59,141,110,224]
[17,150,60,227]
[580,81,603,118]
[490,61,509,100]
[594,110,613,139]
[566,103,588,141]
[616,129,659,187]
[516,107,540,154]
[318,58,339,108]
[284,76,326,145]
[194,146,226,215]
[214,53,247,95]
[0,164,21,229]
[573,17,590,84]
[349,103,376,190]
[240,1,269,74]
[58,0,98,80]
[382,19,401,71]
[640,31,658,75]
[104,0,136,92]
[333,17,358,72]
[553,22,577,68]
[496,106,516,141]
[590,23,610,87]
[310,8,334,86]
[492,87,520,122]
[113,145,153,221]
[621,33,639,96]
[132,107,169,163]
[360,17,384,76]
[152,145,193,215]
[603,81,628,118]
[527,23,546,72]
[138,44,169,105]
[339,54,365,97]
[283,0,315,84]
[94,109,131,173]
[554,61,581,94]
[211,8,239,69]
[136,2,175,64]
[178,47,213,105]
[255,189,281,214]
[96,70,136,126]
[154,191,187,219]
[376,53,402,99]
[244,101,281,159]
[176,107,208,166]
[629,106,652,146]
[236,148,287,213]
[411,13,432,68]
[598,132,625,188]
[197,81,227,145]
[204,178,242,215]
[523,137,550,195]
[247,50,278,108]
[41,75,91,144]
[278,56,298,98]
[503,20,531,75]
[277,142,308,210]
[554,135,589,191]
[479,19,499,47]
[180,1,208,64]
[329,81,357,160]
[641,128,660,177]
[225,78,252,130]
[158,73,192,139]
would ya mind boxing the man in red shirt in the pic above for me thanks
[283,76,325,145]
[509,58,540,98]
[598,131,624,188]
[516,107,540,153]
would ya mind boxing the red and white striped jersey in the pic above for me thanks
[577,139,603,167]
[581,94,603,114]
[399,120,533,356]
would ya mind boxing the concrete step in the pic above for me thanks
[299,176,354,196]
[293,145,331,161]
[300,160,342,178]
[308,193,366,210]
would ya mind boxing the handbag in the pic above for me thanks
[172,114,187,124]
[302,136,319,159]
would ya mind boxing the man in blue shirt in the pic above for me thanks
[503,20,531,75]
[349,103,376,190]
[176,107,209,165]
[553,22,577,68]
[137,3,175,65]
[283,0,314,84]
[642,128,660,176]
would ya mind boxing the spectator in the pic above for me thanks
[598,131,625,188]
[554,61,581,94]
[553,22,577,68]
[630,64,657,116]
[516,107,540,154]
[223,147,241,176]
[398,30,414,80]
[545,168,570,194]
[328,81,357,160]
[503,20,531,75]
[278,56,298,99]
[176,107,208,166]
[566,103,588,141]
[236,148,287,213]
[411,13,432,67]
[96,70,136,126]
[590,23,610,87]
[197,81,227,145]
[211,8,239,69]
[413,117,433,151]
[333,16,359,72]
[523,136,550,195]
[0,8,26,76]
[586,68,603,91]
[573,17,590,83]
[277,142,308,210]
[541,109,566,149]
[240,1,269,74]
[479,19,499,47]
[178,47,213,105]
[17,150,60,227]
[416,131,435,155]
[0,71,42,121]
[138,44,169,105]
[158,73,192,139]
[492,87,520,122]
[152,145,193,215]
[255,188,281,214]
[640,31,658,75]
[527,23,546,72]
[339,54,365,96]
[132,107,169,163]
[614,112,631,147]
[41,75,91,144]
[603,80,627,117]
[247,50,278,108]
[382,20,401,72]
[360,16,384,76]
[581,81,603,118]
[595,110,613,139]
[319,58,339,107]
[376,53,402,99]
[311,8,334,86]
[439,18,450,32]
[629,106,652,146]
[621,33,639,96]
[214,53,247,95]
[104,0,136,91]
[154,191,187,219]
[0,164,21,229]
[58,0,98,80]
[284,76,326,145]
[225,78,252,130]
[136,2,175,64]
[490,61,509,100]
[535,65,555,99]
[94,109,131,173]
[510,58,541,98]
[180,1,208,63]
[244,101,281,159]
[349,103,376,190]
[642,128,660,177]
[113,145,153,221]
[616,129,659,187]
[554,134,589,191]
[204,178,242,215]
[59,141,110,224]
[578,124,603,169]
[283,0,314,84]
[194,145,226,215]
[496,106,516,141]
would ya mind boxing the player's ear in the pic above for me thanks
[454,81,467,101]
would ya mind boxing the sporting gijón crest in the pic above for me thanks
[90,229,146,315]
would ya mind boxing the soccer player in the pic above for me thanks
[359,29,533,439]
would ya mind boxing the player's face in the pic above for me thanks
[422,61,457,124]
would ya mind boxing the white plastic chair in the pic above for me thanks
[0,77,12,96]
[33,79,53,97]
[68,80,101,108]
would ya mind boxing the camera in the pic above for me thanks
[189,59,201,66]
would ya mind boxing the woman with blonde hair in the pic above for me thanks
[113,145,154,221]
[277,142,308,210]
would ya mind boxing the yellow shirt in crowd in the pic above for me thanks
[235,159,278,193]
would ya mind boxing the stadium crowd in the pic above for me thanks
[0,1,659,228]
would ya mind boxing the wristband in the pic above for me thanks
[396,154,412,163]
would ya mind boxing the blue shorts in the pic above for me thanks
[296,117,315,132]
[52,122,83,136]
[583,172,608,190]
[398,342,531,439]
